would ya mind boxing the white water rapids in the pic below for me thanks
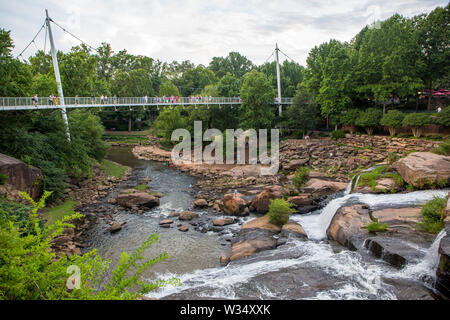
[147,187,448,300]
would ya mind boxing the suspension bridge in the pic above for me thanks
[0,96,293,111]
[4,9,298,141]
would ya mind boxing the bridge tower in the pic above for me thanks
[46,9,71,142]
[275,43,282,116]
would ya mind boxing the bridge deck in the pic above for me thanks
[0,97,293,111]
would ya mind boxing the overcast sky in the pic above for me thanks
[0,0,447,66]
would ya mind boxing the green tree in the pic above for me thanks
[436,107,450,126]
[416,4,450,110]
[238,70,276,130]
[380,110,405,136]
[284,85,320,135]
[154,108,187,144]
[338,109,361,134]
[159,80,180,97]
[356,108,383,135]
[402,113,432,137]
[304,40,353,128]
[209,52,253,79]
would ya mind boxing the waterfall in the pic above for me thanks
[293,189,449,241]
[400,229,447,279]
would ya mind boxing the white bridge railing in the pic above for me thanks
[0,96,294,111]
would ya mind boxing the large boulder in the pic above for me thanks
[0,153,42,199]
[241,215,281,233]
[281,220,307,238]
[249,185,284,213]
[287,193,318,213]
[221,193,248,216]
[116,189,160,208]
[193,198,208,208]
[364,237,425,268]
[327,204,372,250]
[178,210,199,221]
[304,178,347,195]
[392,152,450,188]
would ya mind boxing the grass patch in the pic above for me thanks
[432,138,450,156]
[357,165,404,193]
[100,159,127,178]
[366,222,388,233]
[43,200,77,226]
[134,184,149,191]
[417,196,446,234]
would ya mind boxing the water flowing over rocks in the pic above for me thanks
[392,152,450,188]
[436,223,450,297]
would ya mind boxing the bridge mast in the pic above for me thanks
[46,9,71,142]
[275,43,282,116]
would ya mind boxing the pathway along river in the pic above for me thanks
[84,147,447,300]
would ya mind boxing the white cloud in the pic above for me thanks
[1,0,447,66]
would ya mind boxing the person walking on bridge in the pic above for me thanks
[32,94,38,107]
[49,94,54,105]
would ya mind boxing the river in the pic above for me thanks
[84,147,446,300]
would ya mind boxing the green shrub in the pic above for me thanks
[292,167,310,191]
[134,184,149,191]
[331,129,345,140]
[0,191,180,300]
[0,173,8,185]
[266,198,296,227]
[402,113,432,138]
[417,196,446,234]
[436,107,450,127]
[366,222,388,233]
[380,110,405,136]
[356,108,383,135]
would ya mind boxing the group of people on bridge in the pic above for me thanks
[29,94,242,106]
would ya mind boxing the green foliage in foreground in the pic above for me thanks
[366,222,389,233]
[0,191,180,300]
[266,198,296,227]
[417,196,446,234]
[100,159,127,178]
[292,167,310,192]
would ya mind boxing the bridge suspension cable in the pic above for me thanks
[49,18,97,51]
[15,21,46,59]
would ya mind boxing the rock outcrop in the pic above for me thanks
[249,185,283,213]
[303,178,347,195]
[0,153,42,199]
[392,152,450,188]
[116,189,160,209]
[436,223,450,298]
[220,193,248,216]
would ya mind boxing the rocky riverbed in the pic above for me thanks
[72,140,450,300]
